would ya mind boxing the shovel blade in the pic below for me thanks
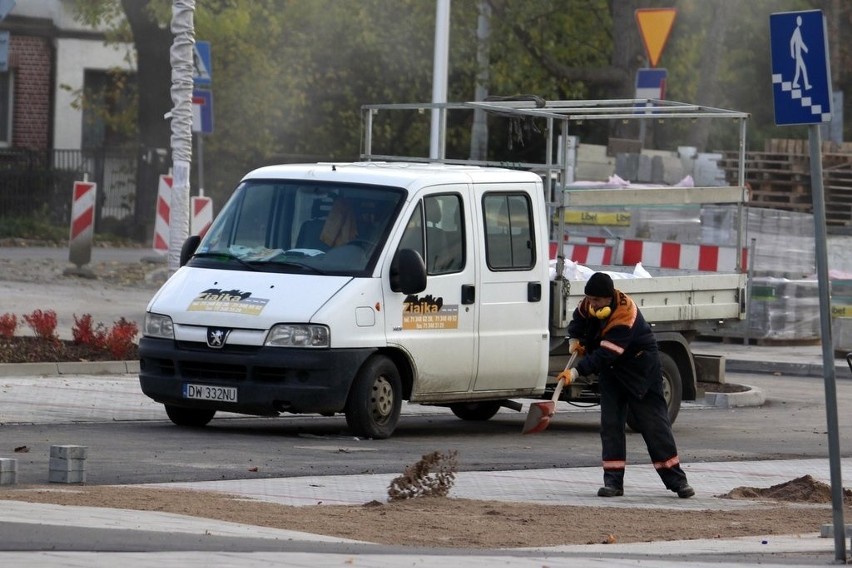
[521,401,555,434]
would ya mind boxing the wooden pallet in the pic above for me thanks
[718,143,852,227]
[824,165,852,227]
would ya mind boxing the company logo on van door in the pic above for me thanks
[187,288,269,315]
[402,294,458,330]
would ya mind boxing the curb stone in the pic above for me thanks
[703,385,765,409]
[0,360,139,377]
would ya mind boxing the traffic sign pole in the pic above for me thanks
[771,9,845,562]
[809,123,847,563]
[192,42,212,201]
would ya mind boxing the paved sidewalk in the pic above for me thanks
[691,339,852,379]
[1,458,849,566]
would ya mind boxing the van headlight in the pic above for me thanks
[265,324,330,348]
[145,313,174,339]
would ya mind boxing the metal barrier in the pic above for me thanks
[0,148,167,240]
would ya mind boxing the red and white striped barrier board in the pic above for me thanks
[69,181,97,267]
[550,243,614,265]
[550,237,748,273]
[562,235,611,245]
[153,175,173,254]
[619,239,747,272]
[191,196,213,237]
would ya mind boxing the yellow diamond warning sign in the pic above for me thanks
[635,8,677,68]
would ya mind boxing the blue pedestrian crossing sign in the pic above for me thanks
[193,41,212,87]
[770,10,832,126]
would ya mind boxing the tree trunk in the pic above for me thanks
[687,0,729,151]
[610,0,652,139]
[120,0,173,241]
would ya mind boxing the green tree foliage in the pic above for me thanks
[72,0,843,206]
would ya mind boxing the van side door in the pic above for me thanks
[472,184,549,391]
[383,187,478,397]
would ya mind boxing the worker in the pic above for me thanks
[561,272,694,499]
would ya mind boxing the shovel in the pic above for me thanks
[521,352,577,435]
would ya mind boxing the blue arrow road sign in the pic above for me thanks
[770,10,832,126]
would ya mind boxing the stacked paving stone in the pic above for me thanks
[49,445,87,483]
[0,458,16,485]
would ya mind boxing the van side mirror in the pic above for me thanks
[180,235,201,266]
[390,248,427,294]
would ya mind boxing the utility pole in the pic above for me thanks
[168,0,195,273]
[429,0,450,160]
[469,0,490,162]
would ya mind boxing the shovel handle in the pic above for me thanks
[551,351,578,402]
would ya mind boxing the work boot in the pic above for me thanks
[597,486,624,497]
[673,484,695,498]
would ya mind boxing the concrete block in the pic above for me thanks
[49,469,86,484]
[637,154,653,182]
[50,445,88,460]
[615,153,639,181]
[49,457,86,472]
[650,155,664,184]
[693,354,726,384]
[0,458,17,485]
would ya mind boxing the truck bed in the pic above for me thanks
[561,271,746,325]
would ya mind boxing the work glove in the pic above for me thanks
[568,338,585,357]
[557,367,579,385]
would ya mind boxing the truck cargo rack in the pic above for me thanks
[361,98,751,272]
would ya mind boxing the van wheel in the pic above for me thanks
[344,355,402,439]
[626,352,683,432]
[165,404,216,427]
[450,401,501,421]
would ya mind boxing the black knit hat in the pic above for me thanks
[584,272,615,297]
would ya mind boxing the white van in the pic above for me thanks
[139,162,552,438]
[140,98,749,439]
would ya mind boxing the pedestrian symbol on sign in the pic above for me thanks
[790,16,812,91]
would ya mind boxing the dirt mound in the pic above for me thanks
[721,474,852,504]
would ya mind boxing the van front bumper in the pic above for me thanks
[138,337,376,416]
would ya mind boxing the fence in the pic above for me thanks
[0,148,169,241]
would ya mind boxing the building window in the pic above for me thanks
[0,71,13,146]
[82,69,135,149]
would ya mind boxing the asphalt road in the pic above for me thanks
[3,370,851,486]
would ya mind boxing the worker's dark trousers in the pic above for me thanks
[599,369,689,491]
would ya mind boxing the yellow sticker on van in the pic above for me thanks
[403,294,459,330]
[188,288,269,315]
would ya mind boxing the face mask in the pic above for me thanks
[593,306,612,319]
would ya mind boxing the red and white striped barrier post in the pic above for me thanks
[152,174,173,255]
[67,179,97,275]
[190,195,213,237]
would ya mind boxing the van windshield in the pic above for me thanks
[191,180,406,276]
